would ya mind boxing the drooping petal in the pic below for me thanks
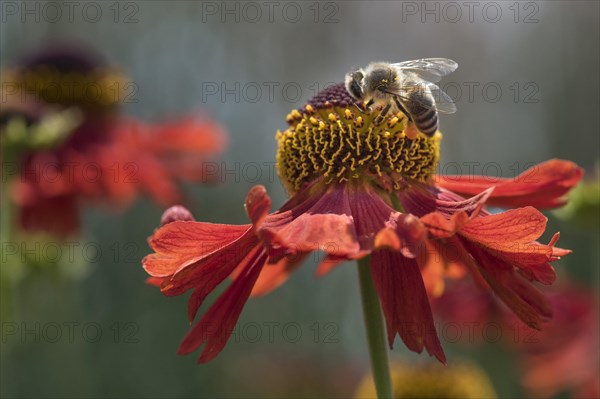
[461,239,552,329]
[434,159,583,209]
[183,234,259,321]
[178,246,267,363]
[370,250,446,364]
[164,232,258,300]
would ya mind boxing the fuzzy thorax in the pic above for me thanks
[276,83,441,194]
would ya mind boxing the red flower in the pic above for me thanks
[508,283,600,399]
[433,279,600,398]
[1,44,226,236]
[142,83,581,363]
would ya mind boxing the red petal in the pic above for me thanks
[152,118,227,155]
[435,159,583,209]
[462,239,552,329]
[183,233,260,322]
[460,207,557,284]
[260,184,359,256]
[143,221,250,278]
[248,253,308,297]
[315,255,346,277]
[420,211,471,239]
[177,247,267,363]
[370,250,446,364]
[145,277,165,287]
[260,183,399,259]
[399,184,492,218]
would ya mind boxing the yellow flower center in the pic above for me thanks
[4,66,128,109]
[355,362,497,399]
[276,83,441,194]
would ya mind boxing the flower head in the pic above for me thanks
[1,44,226,236]
[143,83,581,363]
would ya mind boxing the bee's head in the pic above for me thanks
[345,69,365,100]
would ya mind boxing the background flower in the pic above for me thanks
[1,43,227,237]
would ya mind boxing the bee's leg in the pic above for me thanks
[373,103,392,125]
[393,96,412,121]
[354,102,368,113]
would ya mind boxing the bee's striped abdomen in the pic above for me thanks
[406,93,438,137]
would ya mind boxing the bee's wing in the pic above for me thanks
[389,78,457,114]
[391,58,458,83]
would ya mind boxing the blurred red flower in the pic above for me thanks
[433,279,599,398]
[1,44,226,236]
[509,283,600,399]
[142,84,581,363]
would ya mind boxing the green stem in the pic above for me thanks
[1,144,21,321]
[357,256,393,399]
[1,152,13,244]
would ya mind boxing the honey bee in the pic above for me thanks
[345,58,458,137]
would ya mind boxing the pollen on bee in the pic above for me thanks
[388,116,399,127]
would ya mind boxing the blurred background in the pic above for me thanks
[1,1,598,398]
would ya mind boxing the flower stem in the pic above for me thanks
[357,255,393,399]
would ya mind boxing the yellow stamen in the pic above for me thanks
[276,84,441,194]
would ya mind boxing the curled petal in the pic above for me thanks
[435,159,583,209]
